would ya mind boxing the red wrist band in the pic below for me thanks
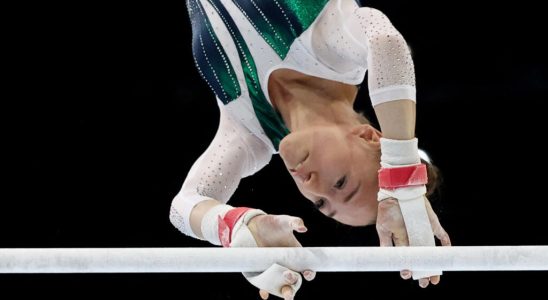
[218,207,253,248]
[378,164,428,189]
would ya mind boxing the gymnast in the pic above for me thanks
[170,0,451,298]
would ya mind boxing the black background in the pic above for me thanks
[3,0,548,298]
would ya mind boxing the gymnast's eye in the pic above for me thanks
[334,176,346,190]
[314,198,326,210]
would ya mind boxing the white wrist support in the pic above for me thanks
[380,137,421,166]
[379,138,441,279]
[200,204,234,246]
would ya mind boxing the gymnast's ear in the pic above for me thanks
[350,124,382,143]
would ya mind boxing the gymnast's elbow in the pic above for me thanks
[355,8,409,50]
[368,29,407,53]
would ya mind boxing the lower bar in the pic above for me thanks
[1,246,547,273]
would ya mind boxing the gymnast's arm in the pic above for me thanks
[169,105,272,241]
[342,6,417,136]
[169,105,313,299]
[310,2,416,138]
[343,6,451,287]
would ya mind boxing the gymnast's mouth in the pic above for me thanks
[289,152,309,173]
[289,152,312,183]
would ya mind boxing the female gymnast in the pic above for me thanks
[170,0,451,298]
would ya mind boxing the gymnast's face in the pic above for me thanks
[279,124,382,226]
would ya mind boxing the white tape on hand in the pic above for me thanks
[379,138,442,279]
[230,211,303,297]
[378,187,441,279]
[230,209,265,248]
[244,264,303,298]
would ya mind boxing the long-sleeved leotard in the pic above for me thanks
[171,0,416,238]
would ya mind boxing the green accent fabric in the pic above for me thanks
[233,0,329,59]
[277,0,330,33]
[195,0,335,149]
[207,0,290,149]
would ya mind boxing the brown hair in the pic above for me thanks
[423,158,442,199]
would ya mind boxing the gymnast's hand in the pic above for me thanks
[245,214,316,300]
[376,197,451,288]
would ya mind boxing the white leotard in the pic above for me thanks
[170,0,416,238]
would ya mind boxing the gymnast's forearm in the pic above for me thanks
[374,100,416,140]
[185,196,268,248]
[364,16,417,138]
[189,199,223,239]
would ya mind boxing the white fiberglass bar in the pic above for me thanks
[1,246,547,273]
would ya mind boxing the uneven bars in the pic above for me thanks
[1,246,547,273]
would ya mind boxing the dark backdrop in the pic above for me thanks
[3,0,547,298]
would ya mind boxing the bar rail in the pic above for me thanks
[1,246,547,273]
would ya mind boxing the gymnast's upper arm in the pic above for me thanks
[345,6,417,106]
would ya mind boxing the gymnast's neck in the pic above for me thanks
[268,68,360,132]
